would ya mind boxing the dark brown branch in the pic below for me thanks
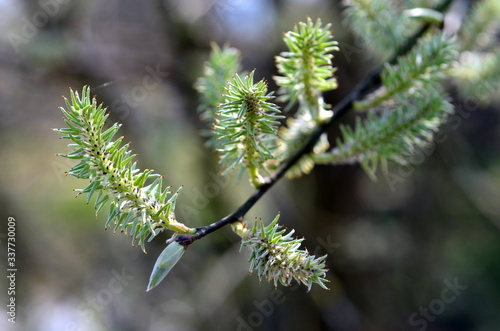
[176,0,454,246]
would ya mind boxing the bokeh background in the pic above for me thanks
[1,0,499,330]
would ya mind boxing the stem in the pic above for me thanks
[245,112,263,188]
[302,43,320,121]
[163,219,196,234]
[176,0,454,247]
[248,164,263,188]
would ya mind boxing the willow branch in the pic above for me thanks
[176,0,454,247]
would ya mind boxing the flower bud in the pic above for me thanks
[147,241,186,291]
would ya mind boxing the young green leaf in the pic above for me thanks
[147,241,186,291]
[403,8,444,25]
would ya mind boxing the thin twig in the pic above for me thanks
[176,0,454,246]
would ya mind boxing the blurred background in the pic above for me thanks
[0,0,499,330]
